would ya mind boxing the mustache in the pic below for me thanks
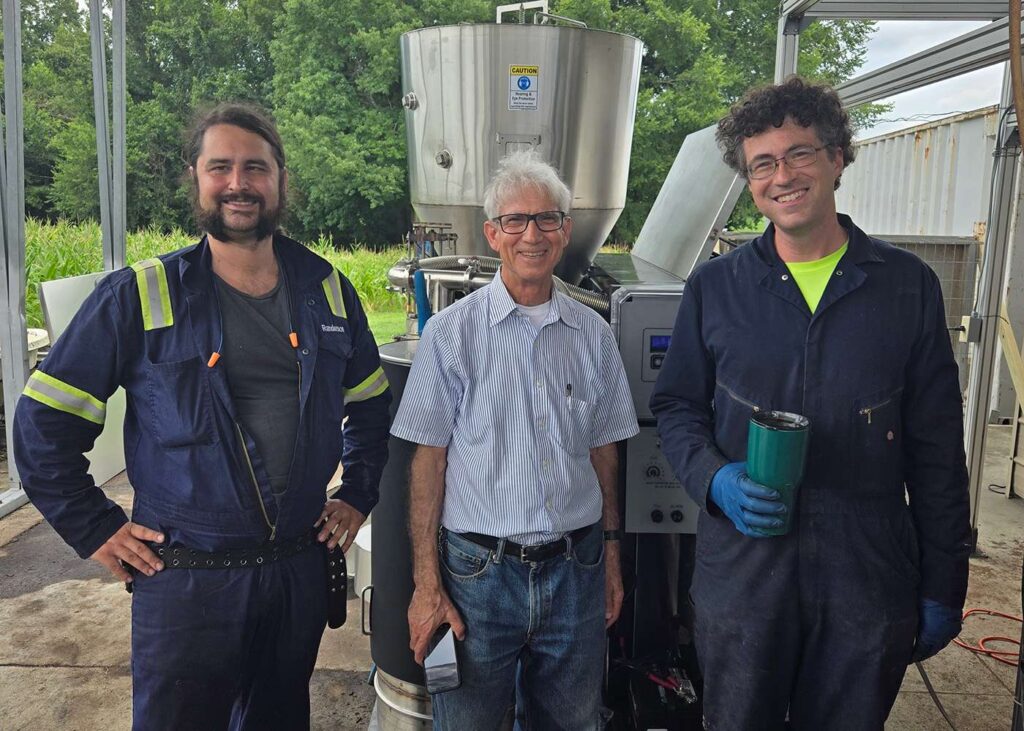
[218,193,264,205]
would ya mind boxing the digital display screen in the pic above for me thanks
[650,335,671,353]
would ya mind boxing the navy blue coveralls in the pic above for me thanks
[650,216,970,730]
[13,234,391,730]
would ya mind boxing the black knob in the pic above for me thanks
[671,510,684,523]
[651,510,664,523]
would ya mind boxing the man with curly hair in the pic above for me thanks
[650,77,970,728]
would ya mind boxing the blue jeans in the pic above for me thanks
[432,527,606,730]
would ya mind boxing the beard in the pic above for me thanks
[193,189,284,246]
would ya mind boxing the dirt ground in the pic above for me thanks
[1,426,1022,730]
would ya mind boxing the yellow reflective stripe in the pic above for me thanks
[23,371,106,425]
[344,367,389,404]
[131,258,174,330]
[322,269,347,319]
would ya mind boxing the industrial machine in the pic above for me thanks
[367,4,741,727]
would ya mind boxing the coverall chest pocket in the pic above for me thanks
[713,381,766,458]
[852,387,903,489]
[147,356,217,447]
[316,330,353,422]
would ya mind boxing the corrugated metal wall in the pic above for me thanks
[837,107,998,238]
[836,108,998,395]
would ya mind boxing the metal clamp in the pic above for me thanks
[361,584,373,636]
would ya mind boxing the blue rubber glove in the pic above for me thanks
[708,462,787,537]
[911,599,962,662]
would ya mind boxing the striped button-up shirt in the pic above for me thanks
[391,274,639,543]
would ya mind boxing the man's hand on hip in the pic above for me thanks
[709,462,786,537]
[408,584,466,665]
[604,540,624,628]
[316,498,366,552]
[90,521,164,582]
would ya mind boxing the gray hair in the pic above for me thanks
[483,150,572,218]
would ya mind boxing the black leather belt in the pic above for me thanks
[455,524,593,562]
[152,531,315,569]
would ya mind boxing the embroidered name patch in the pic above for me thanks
[321,324,346,333]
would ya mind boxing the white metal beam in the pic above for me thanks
[775,15,804,83]
[111,0,127,271]
[2,0,30,493]
[89,0,115,271]
[781,1,1008,20]
[964,71,1020,540]
[836,18,1012,106]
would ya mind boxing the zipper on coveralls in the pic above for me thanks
[235,422,277,541]
[719,382,762,412]
[858,395,897,425]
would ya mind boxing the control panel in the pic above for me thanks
[611,282,700,535]
[624,427,700,533]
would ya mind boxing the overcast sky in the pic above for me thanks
[856,20,1004,139]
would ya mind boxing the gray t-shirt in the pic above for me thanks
[213,273,299,494]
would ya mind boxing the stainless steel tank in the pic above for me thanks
[401,23,643,283]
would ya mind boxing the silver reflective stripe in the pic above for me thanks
[322,269,347,318]
[344,367,389,404]
[23,371,106,425]
[131,259,174,330]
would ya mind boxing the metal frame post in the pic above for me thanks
[89,0,115,270]
[0,0,30,513]
[774,14,804,82]
[964,71,1021,541]
[111,0,127,270]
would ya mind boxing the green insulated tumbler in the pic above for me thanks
[746,411,810,536]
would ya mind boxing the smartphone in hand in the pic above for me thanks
[424,624,461,694]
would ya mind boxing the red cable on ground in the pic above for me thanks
[952,608,1022,667]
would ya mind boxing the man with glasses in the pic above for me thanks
[391,150,639,728]
[650,77,970,728]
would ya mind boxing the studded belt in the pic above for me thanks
[153,531,316,569]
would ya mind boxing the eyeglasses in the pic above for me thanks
[492,210,566,234]
[746,145,827,180]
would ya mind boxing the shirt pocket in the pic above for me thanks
[147,356,217,447]
[852,386,904,490]
[553,395,595,456]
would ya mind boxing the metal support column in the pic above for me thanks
[111,0,127,270]
[774,14,809,82]
[0,0,31,515]
[89,0,115,270]
[964,73,1021,543]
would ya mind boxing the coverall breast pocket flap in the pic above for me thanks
[147,356,217,447]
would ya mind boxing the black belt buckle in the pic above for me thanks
[324,543,348,629]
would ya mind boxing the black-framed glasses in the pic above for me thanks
[746,145,827,180]
[492,210,566,234]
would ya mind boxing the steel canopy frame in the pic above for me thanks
[837,18,1014,106]
[781,1,1008,21]
[0,1,126,518]
[775,0,1021,542]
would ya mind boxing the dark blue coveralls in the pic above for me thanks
[13,234,391,730]
[650,216,970,730]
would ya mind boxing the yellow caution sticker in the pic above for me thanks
[509,64,540,111]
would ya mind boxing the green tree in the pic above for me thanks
[270,0,491,245]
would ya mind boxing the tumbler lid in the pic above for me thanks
[750,410,810,431]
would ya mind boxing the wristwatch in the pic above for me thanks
[603,529,623,541]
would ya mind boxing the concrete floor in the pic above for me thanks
[1,427,1021,730]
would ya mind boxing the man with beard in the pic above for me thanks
[13,102,391,730]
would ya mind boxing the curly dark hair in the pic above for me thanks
[716,76,855,190]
